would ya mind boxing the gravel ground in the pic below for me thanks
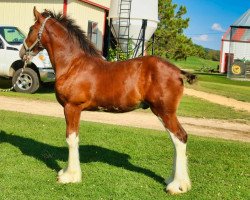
[0,93,249,143]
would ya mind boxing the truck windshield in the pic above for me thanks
[0,26,25,45]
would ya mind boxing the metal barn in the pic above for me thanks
[220,9,250,79]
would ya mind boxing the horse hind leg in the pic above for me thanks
[155,110,191,194]
[57,104,82,184]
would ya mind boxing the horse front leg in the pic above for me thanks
[58,104,82,184]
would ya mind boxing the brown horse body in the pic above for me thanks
[20,8,196,194]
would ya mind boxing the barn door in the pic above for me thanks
[224,53,234,72]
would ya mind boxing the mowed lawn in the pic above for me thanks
[0,110,249,200]
[172,56,250,103]
[187,73,250,103]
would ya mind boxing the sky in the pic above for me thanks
[172,0,250,50]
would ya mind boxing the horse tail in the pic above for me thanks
[180,70,197,84]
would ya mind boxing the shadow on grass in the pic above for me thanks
[38,82,55,94]
[0,130,165,185]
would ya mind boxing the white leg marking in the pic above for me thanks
[58,132,82,183]
[166,132,191,194]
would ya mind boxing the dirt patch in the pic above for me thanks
[0,95,249,143]
[184,88,250,112]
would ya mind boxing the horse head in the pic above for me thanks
[19,7,50,60]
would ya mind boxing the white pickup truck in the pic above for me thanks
[0,25,55,93]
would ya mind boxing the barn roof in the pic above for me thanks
[231,9,250,28]
[222,9,250,42]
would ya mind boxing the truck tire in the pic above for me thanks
[12,68,40,93]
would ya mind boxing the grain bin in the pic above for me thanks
[108,0,159,59]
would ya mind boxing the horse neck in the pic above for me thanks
[44,24,84,78]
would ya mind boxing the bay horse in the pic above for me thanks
[20,7,196,194]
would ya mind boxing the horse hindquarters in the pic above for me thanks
[147,69,191,194]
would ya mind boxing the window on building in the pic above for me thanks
[87,21,98,45]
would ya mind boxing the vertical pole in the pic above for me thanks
[63,0,68,16]
[141,19,147,57]
[227,26,233,78]
[152,33,155,55]
[107,18,112,60]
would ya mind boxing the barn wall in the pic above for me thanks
[229,42,250,60]
[68,0,106,50]
[79,0,110,8]
[220,41,250,73]
[0,0,64,34]
[92,0,110,8]
[220,41,230,73]
[0,0,108,51]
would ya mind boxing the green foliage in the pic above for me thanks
[204,48,220,61]
[155,0,191,60]
[107,40,134,61]
[154,0,217,61]
[0,110,249,199]
[191,44,207,59]
[107,46,127,61]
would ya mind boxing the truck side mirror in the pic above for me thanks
[0,39,4,49]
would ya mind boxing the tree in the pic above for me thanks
[154,0,193,60]
[205,49,220,61]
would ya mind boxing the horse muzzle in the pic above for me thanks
[19,44,37,63]
[19,44,26,59]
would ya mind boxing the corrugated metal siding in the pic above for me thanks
[91,0,110,8]
[68,0,105,50]
[220,41,250,72]
[0,0,107,51]
[230,42,250,60]
[0,0,63,34]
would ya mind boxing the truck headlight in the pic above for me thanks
[39,54,45,61]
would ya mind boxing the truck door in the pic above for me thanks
[0,27,21,76]
[0,37,6,75]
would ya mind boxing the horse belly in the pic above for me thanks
[91,89,143,113]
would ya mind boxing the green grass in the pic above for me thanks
[171,56,219,71]
[0,83,56,102]
[195,73,250,87]
[0,110,249,199]
[139,95,250,122]
[188,73,250,102]
[171,56,250,102]
[177,95,250,122]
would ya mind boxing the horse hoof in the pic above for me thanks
[57,169,82,184]
[166,179,191,195]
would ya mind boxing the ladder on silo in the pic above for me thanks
[117,0,132,59]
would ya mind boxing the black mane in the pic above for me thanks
[41,10,101,57]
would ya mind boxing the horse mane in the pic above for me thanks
[41,10,102,58]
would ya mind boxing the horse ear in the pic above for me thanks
[33,6,41,21]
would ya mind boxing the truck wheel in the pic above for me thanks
[12,68,40,93]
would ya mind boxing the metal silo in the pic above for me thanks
[108,0,159,59]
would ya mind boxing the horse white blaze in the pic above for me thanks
[58,132,82,183]
[166,132,191,194]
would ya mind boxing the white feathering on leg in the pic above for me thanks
[58,132,82,183]
[166,132,191,194]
